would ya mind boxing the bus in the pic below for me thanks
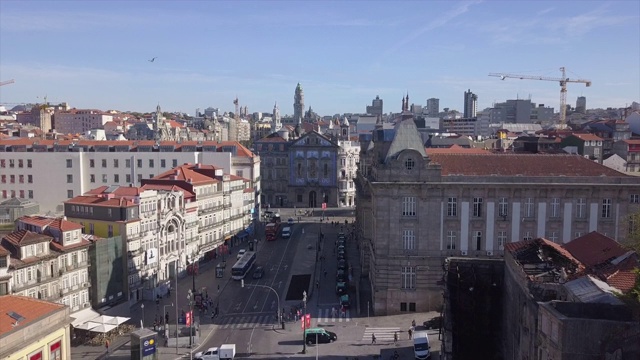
[231,251,257,280]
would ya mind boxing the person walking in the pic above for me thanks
[412,319,416,327]
[393,332,398,344]
[371,333,376,344]
[408,327,413,340]
[105,339,110,354]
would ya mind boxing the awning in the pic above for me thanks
[71,308,101,327]
[237,230,249,239]
[86,322,118,333]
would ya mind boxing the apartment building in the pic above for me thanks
[54,109,113,135]
[0,139,260,214]
[0,216,91,314]
[355,113,640,315]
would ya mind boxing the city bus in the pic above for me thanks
[231,251,257,280]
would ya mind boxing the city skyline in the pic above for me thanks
[0,1,638,115]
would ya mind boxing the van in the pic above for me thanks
[236,249,246,260]
[413,330,431,360]
[281,227,291,239]
[304,328,337,345]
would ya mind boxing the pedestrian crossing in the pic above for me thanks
[215,314,277,329]
[315,307,351,323]
[362,327,401,341]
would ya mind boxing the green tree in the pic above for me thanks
[625,211,640,253]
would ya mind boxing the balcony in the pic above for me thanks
[230,213,245,221]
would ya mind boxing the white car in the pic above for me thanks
[237,249,246,260]
[194,347,219,360]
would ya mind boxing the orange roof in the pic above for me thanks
[140,184,194,198]
[426,144,490,154]
[47,217,83,232]
[570,133,603,141]
[606,269,638,293]
[153,164,218,185]
[0,295,66,335]
[17,215,55,228]
[3,230,52,246]
[65,196,137,207]
[563,231,627,267]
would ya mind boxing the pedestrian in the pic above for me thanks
[393,332,398,344]
[105,339,110,353]
[316,280,319,288]
[165,312,169,324]
[371,333,376,344]
[324,270,327,278]
[412,319,416,328]
[408,327,413,340]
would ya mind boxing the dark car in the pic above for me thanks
[337,250,346,260]
[252,266,265,279]
[335,281,347,295]
[288,217,294,225]
[423,316,443,330]
[336,269,347,282]
[305,328,337,344]
[337,233,346,240]
[337,259,347,270]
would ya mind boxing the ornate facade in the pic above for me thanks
[293,83,304,121]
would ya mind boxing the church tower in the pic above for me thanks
[272,102,282,132]
[294,83,304,122]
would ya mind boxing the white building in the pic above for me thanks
[54,109,113,135]
[0,216,91,314]
[0,139,261,214]
[337,139,360,207]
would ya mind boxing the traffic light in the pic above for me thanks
[305,314,311,328]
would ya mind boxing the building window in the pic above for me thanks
[523,231,533,241]
[10,175,14,183]
[498,197,508,217]
[447,197,457,217]
[630,194,639,204]
[137,159,142,168]
[66,159,72,168]
[401,266,416,289]
[18,175,24,183]
[1,159,5,168]
[67,174,73,183]
[297,194,303,202]
[576,198,586,218]
[402,230,415,250]
[498,231,507,249]
[405,158,415,170]
[89,159,95,168]
[601,198,612,218]
[27,175,33,183]
[67,190,74,198]
[126,174,131,183]
[102,174,108,183]
[90,174,95,183]
[18,159,23,168]
[113,159,119,168]
[474,231,482,250]
[28,190,33,199]
[172,159,178,167]
[161,159,166,168]
[27,159,32,168]
[402,197,416,216]
[473,197,483,217]
[114,174,119,183]
[137,174,142,183]
[1,175,5,183]
[125,159,131,168]
[446,230,456,250]
[524,197,534,218]
[101,159,107,168]
[550,198,560,218]
[547,231,558,243]
[149,159,154,168]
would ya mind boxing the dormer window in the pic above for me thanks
[405,158,415,170]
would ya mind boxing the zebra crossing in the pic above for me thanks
[362,327,401,341]
[215,313,277,329]
[315,307,351,323]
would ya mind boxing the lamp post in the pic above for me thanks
[175,261,179,355]
[302,290,307,354]
[141,303,145,328]
[187,289,194,350]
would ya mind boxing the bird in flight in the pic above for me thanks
[148,57,157,63]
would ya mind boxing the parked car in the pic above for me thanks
[423,316,443,330]
[336,269,347,282]
[337,245,346,253]
[304,328,337,345]
[288,217,294,225]
[237,249,246,260]
[335,281,347,295]
[337,259,347,270]
[340,294,350,309]
[337,250,346,260]
[337,233,346,240]
[252,266,265,279]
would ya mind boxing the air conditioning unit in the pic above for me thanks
[460,251,467,256]
[486,251,493,256]
[84,303,90,308]
[83,282,89,287]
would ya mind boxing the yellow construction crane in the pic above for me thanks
[0,79,15,86]
[489,67,591,127]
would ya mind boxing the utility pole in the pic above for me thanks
[302,290,307,354]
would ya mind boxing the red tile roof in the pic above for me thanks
[426,145,491,154]
[65,196,137,207]
[0,245,9,257]
[505,238,585,270]
[47,218,83,232]
[153,164,218,185]
[570,133,603,141]
[17,215,55,228]
[606,269,638,293]
[0,295,65,335]
[428,153,626,177]
[562,231,628,267]
[49,238,91,252]
[3,230,52,247]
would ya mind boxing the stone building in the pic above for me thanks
[355,104,640,315]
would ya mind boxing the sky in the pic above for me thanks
[0,1,638,116]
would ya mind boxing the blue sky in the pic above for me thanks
[1,1,638,116]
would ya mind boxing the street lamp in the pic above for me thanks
[187,289,195,349]
[302,290,307,354]
[141,303,145,328]
[241,281,281,329]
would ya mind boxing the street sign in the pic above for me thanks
[322,202,326,210]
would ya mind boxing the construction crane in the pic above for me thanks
[489,67,591,127]
[0,79,15,86]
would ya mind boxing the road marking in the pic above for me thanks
[362,327,401,341]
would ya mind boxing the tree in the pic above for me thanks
[624,211,640,253]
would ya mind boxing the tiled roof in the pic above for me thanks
[50,238,91,252]
[425,145,490,154]
[243,187,254,193]
[3,230,52,246]
[65,196,137,207]
[0,245,9,256]
[622,139,640,145]
[428,153,626,177]
[563,231,627,267]
[140,184,194,198]
[0,295,65,335]
[606,269,638,293]
[17,215,55,228]
[570,133,603,141]
[153,164,217,184]
[47,217,83,232]
[505,238,585,271]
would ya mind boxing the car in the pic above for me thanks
[337,259,347,270]
[288,217,294,225]
[423,316,443,330]
[237,249,246,260]
[337,250,345,259]
[340,294,350,309]
[336,269,347,282]
[337,245,346,253]
[337,233,346,240]
[304,328,337,344]
[252,266,265,279]
[193,347,218,360]
[335,281,347,295]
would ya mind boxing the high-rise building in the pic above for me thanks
[576,96,587,114]
[272,102,282,132]
[366,95,383,116]
[294,83,304,121]
[427,98,440,117]
[463,89,478,118]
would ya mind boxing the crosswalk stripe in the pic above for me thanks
[362,327,401,341]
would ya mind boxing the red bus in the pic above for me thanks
[265,222,281,241]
